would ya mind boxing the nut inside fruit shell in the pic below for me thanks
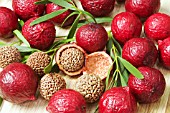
[84,51,113,80]
[55,43,86,76]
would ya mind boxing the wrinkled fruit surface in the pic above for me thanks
[0,7,18,38]
[99,87,137,113]
[22,17,56,50]
[0,63,38,104]
[111,12,142,44]
[144,13,170,40]
[46,89,86,113]
[76,23,108,53]
[12,0,45,21]
[125,0,160,18]
[128,66,166,103]
[122,38,158,67]
[158,37,170,69]
[80,0,115,17]
[46,3,75,27]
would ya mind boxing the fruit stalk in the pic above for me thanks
[0,97,3,106]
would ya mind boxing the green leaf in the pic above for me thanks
[118,60,129,82]
[44,52,55,74]
[0,41,6,47]
[13,30,30,47]
[35,0,50,4]
[119,74,127,86]
[49,38,75,50]
[21,55,30,63]
[67,13,81,39]
[95,17,112,23]
[0,97,3,106]
[18,19,24,27]
[112,37,122,56]
[105,63,114,90]
[49,0,75,10]
[61,11,79,27]
[118,57,144,79]
[65,0,73,3]
[30,9,68,26]
[14,46,37,53]
[77,17,112,28]
[110,49,115,59]
[106,37,114,53]
[81,10,96,23]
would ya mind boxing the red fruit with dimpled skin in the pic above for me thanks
[144,13,170,40]
[99,87,137,113]
[22,17,56,50]
[12,0,45,21]
[125,0,160,19]
[0,63,38,104]
[46,3,75,27]
[0,7,18,38]
[80,0,115,17]
[128,66,166,103]
[46,89,86,113]
[76,23,108,53]
[158,37,170,69]
[111,12,142,44]
[122,38,158,67]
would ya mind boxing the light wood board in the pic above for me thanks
[0,0,170,113]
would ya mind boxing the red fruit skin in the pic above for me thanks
[111,12,142,44]
[46,89,86,113]
[46,3,75,27]
[80,0,115,17]
[0,7,18,38]
[22,17,56,50]
[128,66,166,103]
[144,13,170,40]
[122,38,158,67]
[99,87,137,113]
[158,37,170,69]
[125,0,160,18]
[12,0,45,21]
[76,23,108,53]
[0,63,38,104]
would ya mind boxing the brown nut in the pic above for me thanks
[0,46,21,68]
[75,74,105,103]
[40,73,66,100]
[26,51,51,76]
[55,43,86,76]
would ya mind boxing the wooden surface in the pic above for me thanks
[0,0,170,113]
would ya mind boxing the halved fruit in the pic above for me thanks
[84,51,113,80]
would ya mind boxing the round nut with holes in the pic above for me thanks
[40,73,66,100]
[75,74,104,103]
[55,43,86,76]
[84,51,113,80]
[26,52,51,76]
[0,46,21,68]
